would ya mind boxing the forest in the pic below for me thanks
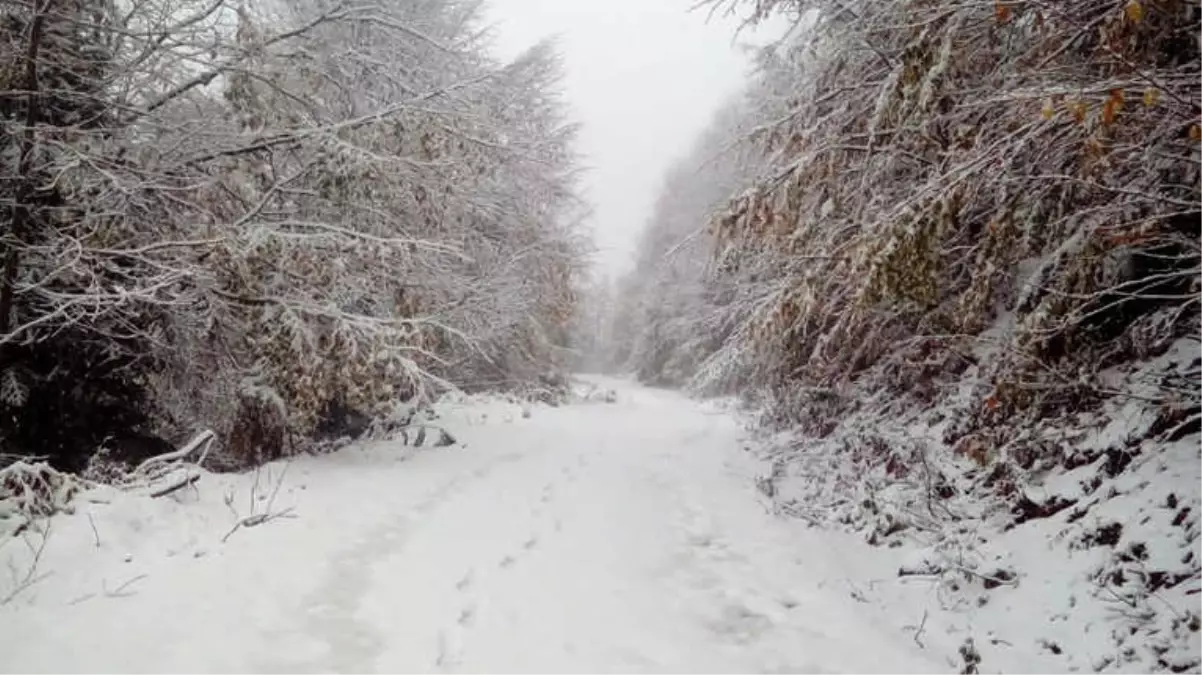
[613,0,1198,430]
[0,0,588,472]
[0,0,1199,671]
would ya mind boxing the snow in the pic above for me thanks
[758,339,1202,674]
[0,379,940,673]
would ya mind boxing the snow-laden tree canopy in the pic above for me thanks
[0,0,589,468]
[618,0,1199,429]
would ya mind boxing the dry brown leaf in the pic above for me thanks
[1125,0,1144,22]
[1102,92,1123,126]
[1143,87,1161,107]
[1068,100,1088,124]
[994,2,1012,24]
[1085,137,1109,167]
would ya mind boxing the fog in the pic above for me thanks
[484,0,784,279]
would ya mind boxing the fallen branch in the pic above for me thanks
[134,429,216,477]
[149,473,200,499]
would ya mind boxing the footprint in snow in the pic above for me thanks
[711,603,773,644]
[523,535,539,550]
[457,603,476,626]
[434,629,461,669]
[499,555,515,568]
[455,570,474,591]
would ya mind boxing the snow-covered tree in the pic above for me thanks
[611,96,772,389]
[0,0,589,468]
[621,0,1199,432]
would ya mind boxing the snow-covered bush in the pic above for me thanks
[0,461,80,537]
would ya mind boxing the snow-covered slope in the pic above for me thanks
[1,380,944,673]
[754,339,1202,674]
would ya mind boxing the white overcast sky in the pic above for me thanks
[484,0,783,279]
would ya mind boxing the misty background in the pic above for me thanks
[485,0,786,279]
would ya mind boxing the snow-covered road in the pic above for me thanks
[1,380,939,673]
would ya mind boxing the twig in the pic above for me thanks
[264,461,291,513]
[249,466,261,513]
[0,569,51,605]
[223,488,239,522]
[948,563,1019,588]
[103,573,147,598]
[220,507,296,543]
[244,507,296,529]
[68,592,96,605]
[0,521,52,605]
[139,5,352,115]
[87,511,101,548]
[846,579,873,604]
[912,609,929,648]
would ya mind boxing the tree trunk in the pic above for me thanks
[0,0,49,345]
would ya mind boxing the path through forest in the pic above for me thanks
[0,379,939,673]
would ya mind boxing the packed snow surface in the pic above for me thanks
[0,379,941,673]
